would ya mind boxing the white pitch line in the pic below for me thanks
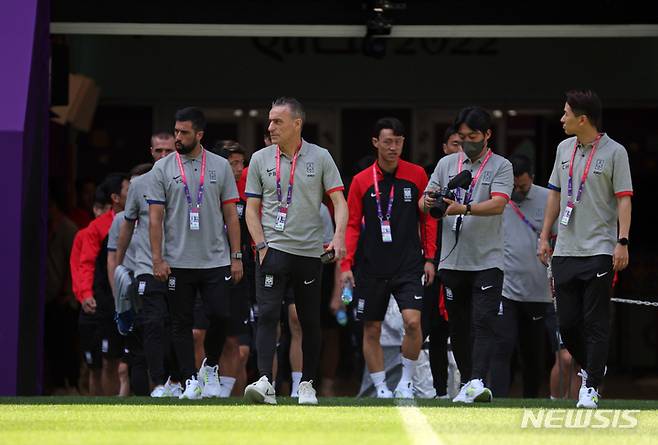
[396,401,445,445]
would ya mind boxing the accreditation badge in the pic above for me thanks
[380,220,392,243]
[189,208,200,231]
[274,207,288,232]
[560,202,575,227]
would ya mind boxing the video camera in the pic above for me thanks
[426,170,473,219]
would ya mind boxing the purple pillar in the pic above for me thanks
[0,0,49,395]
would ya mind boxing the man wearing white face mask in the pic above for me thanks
[420,106,513,404]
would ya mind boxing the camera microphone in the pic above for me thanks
[447,170,472,190]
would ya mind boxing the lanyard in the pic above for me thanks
[372,164,395,221]
[457,149,493,204]
[567,134,601,203]
[275,142,302,207]
[175,149,206,210]
[509,201,539,234]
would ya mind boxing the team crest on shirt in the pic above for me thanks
[593,159,605,175]
[403,187,412,202]
[209,170,217,183]
[481,171,492,184]
[264,274,274,288]
[306,162,315,176]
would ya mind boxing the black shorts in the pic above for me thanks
[355,271,424,321]
[79,313,123,369]
[169,266,232,326]
[192,274,251,336]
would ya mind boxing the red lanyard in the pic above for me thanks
[509,201,539,234]
[567,134,601,203]
[175,149,206,210]
[275,142,302,207]
[458,149,493,204]
[372,163,395,221]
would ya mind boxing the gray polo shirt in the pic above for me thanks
[548,134,633,257]
[147,149,239,269]
[245,140,344,258]
[123,173,156,277]
[426,150,513,272]
[107,211,138,273]
[502,185,552,303]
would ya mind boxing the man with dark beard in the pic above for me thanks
[148,107,243,399]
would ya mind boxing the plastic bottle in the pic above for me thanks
[335,308,348,326]
[341,281,353,305]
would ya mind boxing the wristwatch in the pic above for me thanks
[231,252,243,260]
[465,204,472,216]
[617,237,629,246]
[255,241,268,251]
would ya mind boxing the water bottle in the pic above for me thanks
[341,281,353,305]
[335,308,348,326]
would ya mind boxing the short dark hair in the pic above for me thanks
[566,89,602,130]
[372,117,405,138]
[214,140,247,159]
[443,125,458,144]
[151,131,174,146]
[99,173,129,203]
[129,163,153,177]
[94,187,108,207]
[453,107,492,134]
[271,97,306,122]
[509,154,534,177]
[174,107,206,131]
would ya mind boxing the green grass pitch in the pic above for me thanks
[1,397,657,445]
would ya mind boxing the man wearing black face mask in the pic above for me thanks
[489,154,556,398]
[420,107,513,403]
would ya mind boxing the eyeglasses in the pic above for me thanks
[378,136,405,147]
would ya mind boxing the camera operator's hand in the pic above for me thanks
[421,190,438,212]
[443,198,467,216]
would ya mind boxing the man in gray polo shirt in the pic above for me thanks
[244,97,348,405]
[488,154,555,398]
[148,107,243,400]
[114,136,184,398]
[538,90,633,409]
[420,106,513,403]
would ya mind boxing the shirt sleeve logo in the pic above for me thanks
[306,162,315,176]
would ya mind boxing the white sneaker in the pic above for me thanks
[197,358,210,388]
[577,369,588,389]
[393,381,414,399]
[150,385,168,398]
[179,377,203,400]
[452,379,492,403]
[376,385,393,399]
[200,364,221,398]
[164,377,183,398]
[150,377,183,398]
[298,380,318,405]
[244,376,277,405]
[576,386,599,409]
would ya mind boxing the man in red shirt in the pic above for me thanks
[77,173,129,395]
